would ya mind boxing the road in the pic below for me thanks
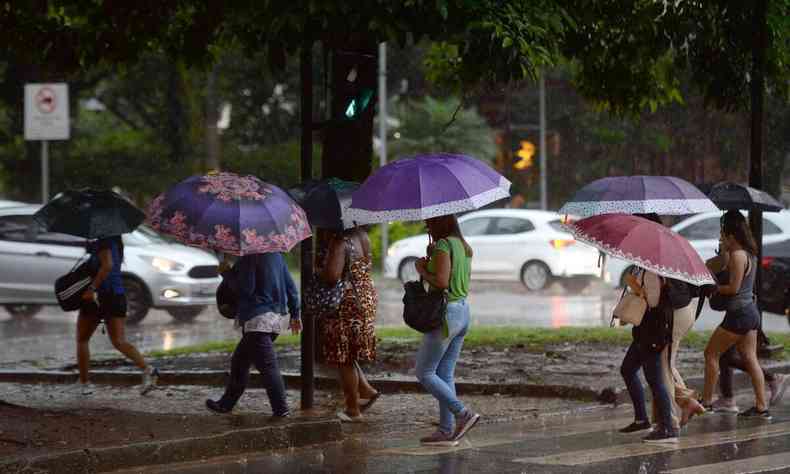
[1,279,787,366]
[112,400,790,473]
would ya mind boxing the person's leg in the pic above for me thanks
[620,342,648,424]
[217,334,253,410]
[105,317,146,369]
[702,327,740,405]
[435,305,470,436]
[249,332,290,416]
[338,363,361,416]
[658,345,680,431]
[736,330,768,412]
[355,361,378,400]
[719,346,738,399]
[76,313,100,384]
[642,347,675,434]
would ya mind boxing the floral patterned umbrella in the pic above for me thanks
[147,172,311,256]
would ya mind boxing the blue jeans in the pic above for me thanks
[218,331,289,416]
[620,341,673,432]
[415,298,470,434]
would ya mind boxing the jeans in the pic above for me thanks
[620,341,674,432]
[415,298,470,434]
[719,345,774,398]
[218,331,289,416]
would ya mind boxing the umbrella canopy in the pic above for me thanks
[147,172,311,256]
[34,189,145,239]
[288,178,359,230]
[707,182,784,212]
[564,213,715,286]
[346,153,510,225]
[558,176,718,217]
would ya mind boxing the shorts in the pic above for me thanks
[720,303,760,335]
[81,292,127,320]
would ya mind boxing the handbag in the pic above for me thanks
[612,272,647,326]
[54,254,95,311]
[402,238,454,333]
[304,239,352,319]
[216,266,239,320]
[708,270,731,311]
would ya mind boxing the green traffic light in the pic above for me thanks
[344,89,374,119]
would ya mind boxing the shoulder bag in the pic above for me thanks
[54,254,95,311]
[612,272,647,326]
[402,238,454,333]
[304,239,352,319]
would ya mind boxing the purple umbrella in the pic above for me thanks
[346,153,511,224]
[147,172,311,256]
[558,175,719,217]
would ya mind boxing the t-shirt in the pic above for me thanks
[427,237,471,302]
[89,238,125,295]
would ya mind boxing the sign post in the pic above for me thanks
[24,83,70,203]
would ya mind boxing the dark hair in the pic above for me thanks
[425,215,473,257]
[720,210,757,255]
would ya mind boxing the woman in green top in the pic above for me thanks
[414,214,480,445]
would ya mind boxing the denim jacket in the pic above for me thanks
[224,253,300,323]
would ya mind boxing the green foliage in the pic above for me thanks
[387,96,496,162]
[367,221,426,268]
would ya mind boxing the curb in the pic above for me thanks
[0,419,342,474]
[0,370,602,401]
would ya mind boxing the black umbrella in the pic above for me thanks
[288,178,359,231]
[34,188,145,239]
[707,182,784,212]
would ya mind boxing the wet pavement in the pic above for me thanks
[106,394,790,474]
[1,278,788,367]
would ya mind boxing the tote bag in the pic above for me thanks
[612,272,647,326]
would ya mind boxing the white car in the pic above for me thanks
[0,205,222,323]
[605,210,790,287]
[384,209,602,291]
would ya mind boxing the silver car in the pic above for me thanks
[0,204,221,323]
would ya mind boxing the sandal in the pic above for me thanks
[360,392,381,413]
[336,411,364,423]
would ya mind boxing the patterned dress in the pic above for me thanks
[316,239,378,365]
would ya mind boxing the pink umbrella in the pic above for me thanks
[564,214,715,286]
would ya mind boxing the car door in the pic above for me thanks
[465,216,534,277]
[457,216,496,275]
[675,216,721,261]
[0,215,56,303]
[32,226,88,294]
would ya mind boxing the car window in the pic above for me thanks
[548,219,570,233]
[0,215,35,242]
[763,219,781,235]
[678,217,720,240]
[491,217,534,235]
[35,230,86,247]
[459,218,492,236]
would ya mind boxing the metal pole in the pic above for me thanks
[41,140,49,203]
[539,74,547,210]
[300,42,315,410]
[378,42,388,270]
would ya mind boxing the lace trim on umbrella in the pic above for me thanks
[558,198,720,218]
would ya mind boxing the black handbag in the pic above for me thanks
[402,239,455,333]
[54,255,95,311]
[708,270,731,311]
[304,239,352,319]
[216,267,239,319]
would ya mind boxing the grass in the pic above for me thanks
[147,326,790,359]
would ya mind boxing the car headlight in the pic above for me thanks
[141,256,185,273]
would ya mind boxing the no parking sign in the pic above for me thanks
[24,83,70,140]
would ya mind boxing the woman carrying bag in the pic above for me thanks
[413,215,480,446]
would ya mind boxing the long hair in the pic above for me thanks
[720,210,757,255]
[426,215,473,257]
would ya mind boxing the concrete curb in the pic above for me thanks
[0,419,342,474]
[0,370,602,401]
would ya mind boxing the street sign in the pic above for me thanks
[24,83,70,140]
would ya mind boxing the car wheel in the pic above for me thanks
[123,278,151,325]
[4,304,43,319]
[619,266,637,288]
[521,261,551,291]
[560,277,592,294]
[166,306,206,323]
[398,257,420,283]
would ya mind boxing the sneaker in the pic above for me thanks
[140,367,159,395]
[451,410,481,442]
[768,374,790,406]
[643,428,678,444]
[712,397,740,413]
[738,407,772,420]
[205,399,232,414]
[619,420,652,433]
[420,430,458,447]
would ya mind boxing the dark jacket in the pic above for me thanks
[224,253,300,323]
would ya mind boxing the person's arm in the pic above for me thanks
[236,255,257,301]
[642,271,661,308]
[283,263,302,334]
[320,237,346,284]
[415,241,451,289]
[717,251,747,295]
[83,248,111,300]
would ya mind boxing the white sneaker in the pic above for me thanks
[140,367,159,395]
[768,374,790,406]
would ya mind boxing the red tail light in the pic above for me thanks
[762,257,774,268]
[550,239,575,250]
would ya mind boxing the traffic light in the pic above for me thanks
[513,140,536,170]
[344,87,374,120]
[338,58,376,121]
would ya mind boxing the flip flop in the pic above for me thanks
[336,411,364,423]
[360,392,381,413]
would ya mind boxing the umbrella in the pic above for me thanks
[558,176,719,217]
[147,172,311,256]
[346,153,510,225]
[564,213,715,286]
[34,189,145,239]
[288,178,359,230]
[707,182,784,212]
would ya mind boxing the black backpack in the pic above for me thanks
[54,255,95,311]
